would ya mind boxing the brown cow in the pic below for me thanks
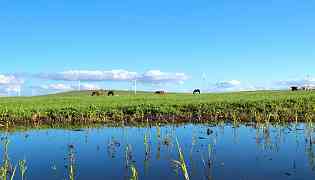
[91,91,102,96]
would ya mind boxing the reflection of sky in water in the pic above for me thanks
[0,123,315,180]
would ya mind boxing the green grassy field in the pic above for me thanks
[1,90,315,127]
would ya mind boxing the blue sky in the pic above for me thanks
[0,0,315,95]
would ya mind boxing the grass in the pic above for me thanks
[1,123,315,179]
[130,165,138,180]
[124,144,139,180]
[0,139,17,180]
[18,160,27,180]
[1,90,315,127]
[172,138,190,180]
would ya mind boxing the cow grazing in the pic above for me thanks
[91,91,102,96]
[155,91,166,95]
[291,86,298,91]
[107,91,115,96]
[193,89,201,94]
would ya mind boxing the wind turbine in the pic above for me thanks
[134,79,137,95]
[202,72,207,92]
[17,86,21,96]
[76,71,81,91]
[31,88,35,96]
[306,74,312,90]
[14,85,21,96]
[78,80,81,91]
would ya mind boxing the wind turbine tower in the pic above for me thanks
[202,72,207,92]
[134,79,137,95]
[17,86,21,96]
[76,71,81,91]
[306,74,311,90]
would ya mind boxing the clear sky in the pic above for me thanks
[0,0,315,95]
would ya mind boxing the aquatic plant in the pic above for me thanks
[2,122,315,179]
[124,145,138,180]
[172,138,190,180]
[18,159,27,180]
[9,166,16,180]
[130,165,138,180]
[0,139,16,180]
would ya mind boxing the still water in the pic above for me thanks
[1,123,315,180]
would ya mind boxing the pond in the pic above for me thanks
[1,122,315,180]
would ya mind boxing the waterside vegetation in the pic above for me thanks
[1,90,315,127]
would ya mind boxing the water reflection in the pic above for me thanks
[0,123,315,180]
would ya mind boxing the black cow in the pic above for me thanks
[291,86,298,91]
[107,91,115,96]
[155,91,166,95]
[193,89,201,94]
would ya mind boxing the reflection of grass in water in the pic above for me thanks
[305,123,315,170]
[232,121,240,144]
[172,138,190,180]
[189,129,196,177]
[2,123,315,179]
[156,124,162,160]
[156,124,161,138]
[201,144,214,180]
[306,141,315,171]
[125,145,139,180]
[143,131,151,176]
[107,137,121,159]
[67,145,76,180]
